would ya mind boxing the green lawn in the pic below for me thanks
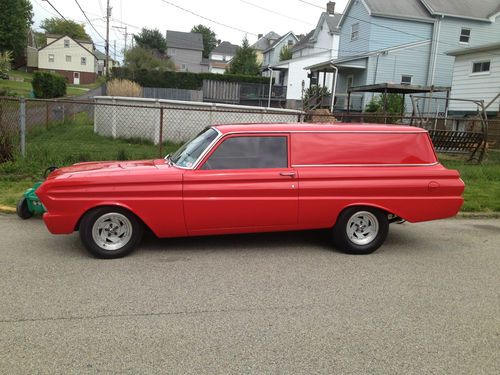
[0,120,179,207]
[0,70,100,98]
[440,151,500,212]
[0,121,499,212]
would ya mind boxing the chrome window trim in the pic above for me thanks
[172,128,223,170]
[221,130,428,135]
[292,162,439,167]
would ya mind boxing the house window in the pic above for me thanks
[64,39,70,48]
[401,75,412,85]
[81,57,87,65]
[472,61,490,73]
[181,63,187,71]
[65,55,71,62]
[459,28,471,43]
[170,48,176,55]
[287,39,293,46]
[48,54,54,62]
[351,23,359,41]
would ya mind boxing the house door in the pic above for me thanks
[73,72,80,85]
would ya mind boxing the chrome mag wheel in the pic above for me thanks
[91,212,133,251]
[346,210,379,246]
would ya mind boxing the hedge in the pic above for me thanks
[31,71,67,98]
[111,67,271,90]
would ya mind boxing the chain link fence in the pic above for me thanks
[0,96,304,161]
[1,95,497,165]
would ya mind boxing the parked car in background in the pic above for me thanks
[35,123,464,258]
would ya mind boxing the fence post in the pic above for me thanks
[159,106,164,157]
[20,97,26,157]
[45,101,49,129]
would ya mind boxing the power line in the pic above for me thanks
[297,0,323,10]
[41,0,68,21]
[157,0,257,36]
[74,0,106,41]
[239,0,316,27]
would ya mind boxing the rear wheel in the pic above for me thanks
[79,207,144,259]
[16,197,33,220]
[333,207,388,255]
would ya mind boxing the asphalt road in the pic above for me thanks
[0,214,499,374]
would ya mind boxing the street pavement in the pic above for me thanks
[0,214,499,374]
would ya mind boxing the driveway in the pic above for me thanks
[0,215,498,374]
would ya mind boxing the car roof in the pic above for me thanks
[212,123,428,134]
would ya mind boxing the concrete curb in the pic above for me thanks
[0,205,16,214]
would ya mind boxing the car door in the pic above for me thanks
[183,134,298,234]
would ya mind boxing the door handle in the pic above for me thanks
[279,171,296,177]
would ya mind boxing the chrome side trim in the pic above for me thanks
[292,162,439,167]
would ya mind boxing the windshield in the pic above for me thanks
[169,128,218,168]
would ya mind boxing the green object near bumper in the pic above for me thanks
[23,182,46,215]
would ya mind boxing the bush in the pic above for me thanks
[112,67,270,90]
[107,79,142,97]
[302,85,331,111]
[365,93,405,123]
[31,71,67,98]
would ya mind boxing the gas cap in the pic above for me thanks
[428,181,440,192]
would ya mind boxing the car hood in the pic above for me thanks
[46,159,171,179]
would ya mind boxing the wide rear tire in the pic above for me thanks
[79,207,144,259]
[333,206,388,255]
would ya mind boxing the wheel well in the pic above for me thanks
[74,205,150,232]
[334,204,395,226]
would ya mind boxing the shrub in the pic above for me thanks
[302,85,331,111]
[31,71,67,98]
[365,93,405,123]
[106,79,142,97]
[111,67,270,90]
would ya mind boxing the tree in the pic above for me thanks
[0,0,33,59]
[279,45,293,61]
[40,17,90,44]
[365,93,405,123]
[191,24,217,59]
[227,37,260,76]
[123,46,174,72]
[133,28,167,54]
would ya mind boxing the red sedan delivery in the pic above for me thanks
[36,123,464,258]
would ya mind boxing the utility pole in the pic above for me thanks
[112,25,128,52]
[114,40,116,60]
[105,0,111,76]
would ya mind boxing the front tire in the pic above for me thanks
[79,207,144,259]
[333,207,388,255]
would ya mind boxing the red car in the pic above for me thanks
[36,124,464,258]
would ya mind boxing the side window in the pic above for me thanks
[202,136,288,170]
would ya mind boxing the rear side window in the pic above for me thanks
[202,136,288,170]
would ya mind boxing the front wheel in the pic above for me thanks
[332,207,388,255]
[79,207,144,259]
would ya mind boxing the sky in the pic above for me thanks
[30,0,349,61]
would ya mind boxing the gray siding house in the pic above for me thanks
[307,0,500,112]
[166,30,208,73]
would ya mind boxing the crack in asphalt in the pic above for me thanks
[0,303,330,324]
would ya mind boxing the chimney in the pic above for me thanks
[326,1,335,14]
[258,33,263,39]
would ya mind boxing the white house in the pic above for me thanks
[268,2,341,108]
[261,31,299,85]
[209,41,238,74]
[37,34,98,84]
[447,42,500,116]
